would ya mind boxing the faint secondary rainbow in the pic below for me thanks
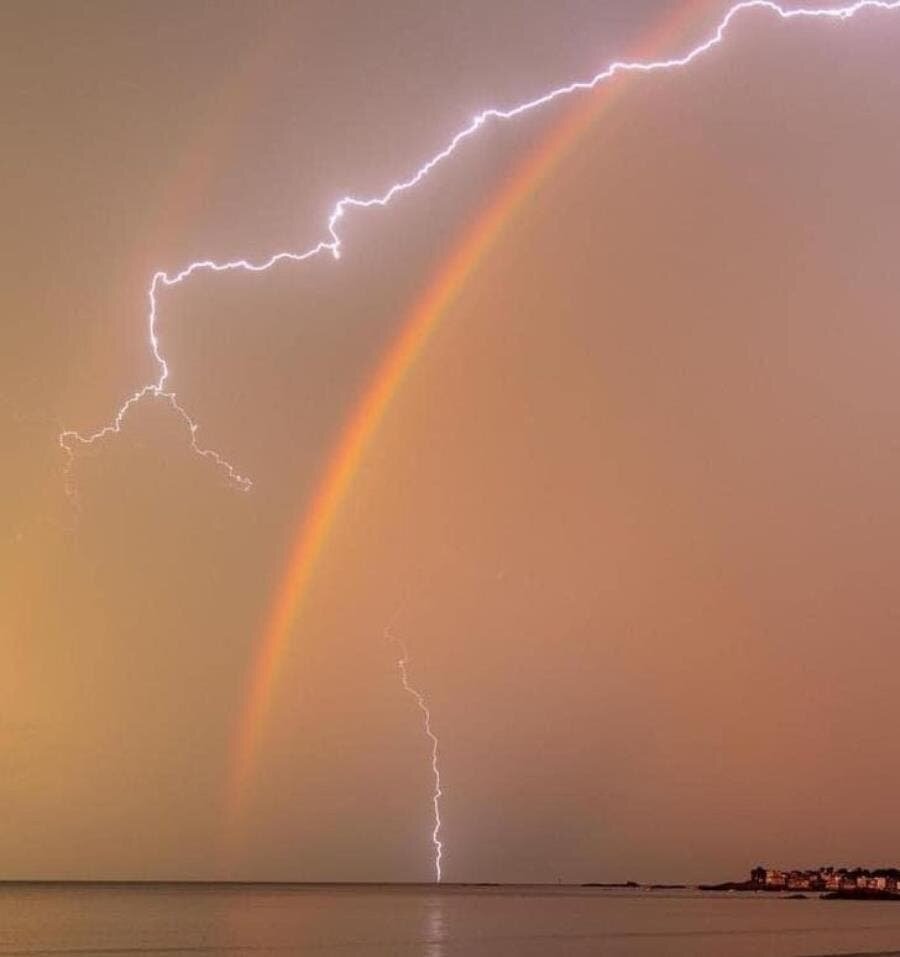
[227,0,720,819]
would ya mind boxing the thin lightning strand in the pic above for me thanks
[389,629,444,883]
[59,1,900,493]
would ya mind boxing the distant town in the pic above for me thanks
[701,866,900,899]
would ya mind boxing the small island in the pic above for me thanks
[701,866,900,900]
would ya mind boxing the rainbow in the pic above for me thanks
[227,0,717,822]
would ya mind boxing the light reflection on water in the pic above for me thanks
[422,893,448,957]
[2,884,900,956]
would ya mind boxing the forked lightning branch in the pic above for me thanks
[58,1,900,498]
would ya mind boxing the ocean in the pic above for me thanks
[2,883,900,956]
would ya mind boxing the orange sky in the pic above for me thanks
[4,0,900,882]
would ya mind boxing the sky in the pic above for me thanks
[3,0,900,883]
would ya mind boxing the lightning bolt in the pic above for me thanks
[59,0,900,496]
[389,627,444,883]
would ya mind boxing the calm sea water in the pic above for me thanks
[2,884,900,956]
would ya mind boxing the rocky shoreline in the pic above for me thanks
[697,879,900,901]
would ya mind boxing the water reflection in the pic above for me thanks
[422,893,448,957]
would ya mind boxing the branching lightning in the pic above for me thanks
[389,627,444,882]
[58,0,900,496]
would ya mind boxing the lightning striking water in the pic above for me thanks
[58,0,900,493]
[389,629,444,883]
